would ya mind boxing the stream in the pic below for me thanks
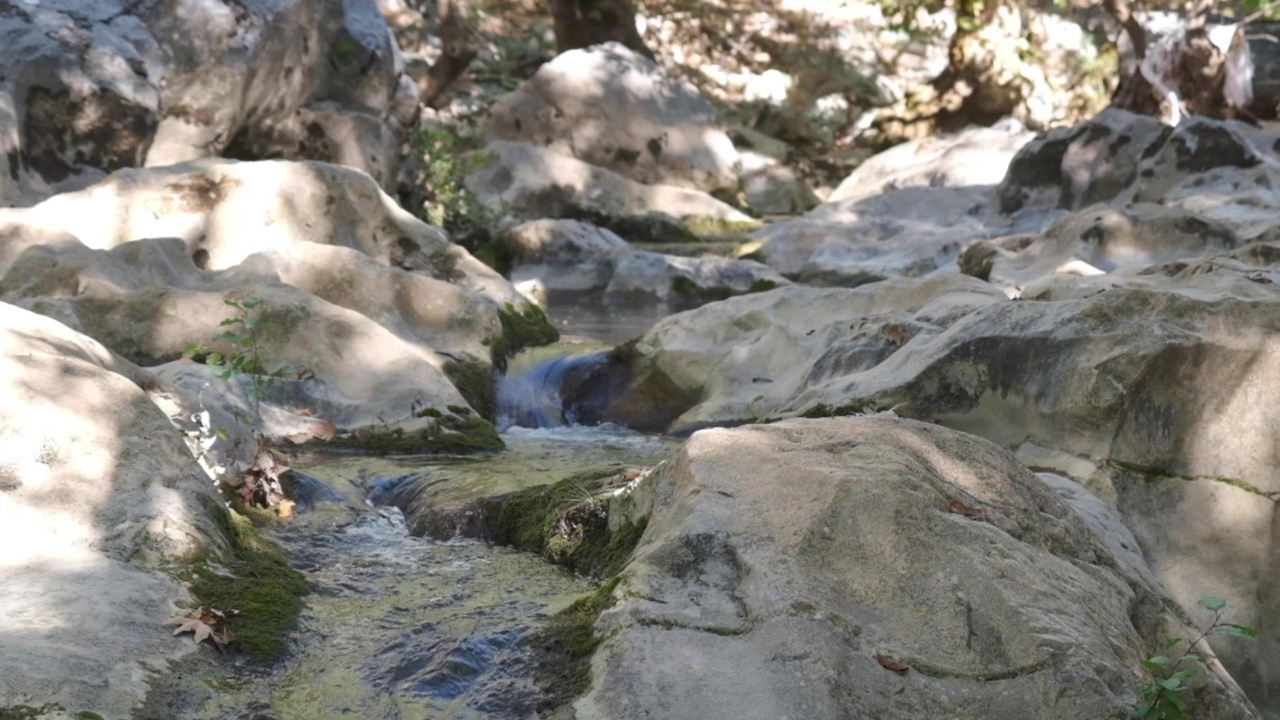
[147,295,679,720]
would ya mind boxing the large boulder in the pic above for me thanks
[996,109,1279,217]
[564,275,1007,432]
[747,185,1013,286]
[605,251,789,302]
[485,43,741,193]
[0,302,229,717]
[0,160,557,450]
[576,417,1259,720]
[0,0,414,208]
[961,204,1241,295]
[578,251,1280,711]
[465,141,755,228]
[829,118,1035,204]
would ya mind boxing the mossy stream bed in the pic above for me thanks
[144,426,676,720]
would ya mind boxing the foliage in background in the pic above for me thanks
[411,127,501,244]
[1138,596,1257,719]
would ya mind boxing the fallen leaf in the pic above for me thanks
[947,499,984,518]
[884,324,909,346]
[277,499,296,519]
[876,653,910,674]
[166,606,225,648]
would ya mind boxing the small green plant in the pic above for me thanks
[413,128,500,234]
[185,297,304,428]
[184,297,309,508]
[1137,596,1258,719]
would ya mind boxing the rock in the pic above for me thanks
[566,275,1007,433]
[0,0,413,208]
[737,151,820,216]
[748,185,1016,286]
[996,109,1277,215]
[465,140,755,227]
[962,204,1240,295]
[485,43,741,193]
[0,159,558,448]
[829,118,1035,204]
[575,417,1259,720]
[575,255,1280,710]
[605,251,790,302]
[499,219,632,292]
[0,158,523,304]
[0,302,228,718]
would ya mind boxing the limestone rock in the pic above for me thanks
[605,251,790,302]
[500,219,632,292]
[0,302,227,718]
[997,109,1278,215]
[0,0,412,208]
[749,185,1017,286]
[564,275,1007,432]
[571,247,1280,711]
[576,417,1259,720]
[0,159,557,447]
[830,118,1035,204]
[486,43,741,193]
[961,204,1240,295]
[465,140,754,226]
[737,151,820,216]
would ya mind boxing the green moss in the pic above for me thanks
[748,278,779,293]
[188,497,307,662]
[75,713,105,720]
[1106,460,1267,496]
[414,407,444,419]
[472,240,514,276]
[681,216,763,238]
[0,706,63,720]
[444,359,498,421]
[322,415,504,455]
[800,400,878,419]
[489,303,559,370]
[530,576,623,714]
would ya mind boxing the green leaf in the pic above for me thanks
[1157,676,1183,691]
[215,426,228,440]
[1198,596,1227,612]
[1141,653,1172,671]
[206,352,224,365]
[223,298,239,307]
[214,331,241,344]
[220,318,241,327]
[244,315,261,329]
[1164,637,1183,649]
[1213,624,1259,639]
[1168,670,1194,684]
[241,297,263,309]
[218,369,234,380]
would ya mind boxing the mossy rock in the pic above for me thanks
[321,413,504,455]
[487,302,559,371]
[475,467,644,578]
[529,576,622,715]
[190,496,308,661]
[444,360,498,421]
[669,276,779,303]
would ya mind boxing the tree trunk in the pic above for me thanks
[550,0,654,60]
[416,0,478,108]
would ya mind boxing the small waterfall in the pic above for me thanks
[495,350,615,429]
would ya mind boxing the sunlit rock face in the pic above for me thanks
[0,0,415,208]
[577,417,1261,720]
[0,302,227,718]
[0,159,554,450]
[486,42,742,194]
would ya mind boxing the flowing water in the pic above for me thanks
[147,295,677,720]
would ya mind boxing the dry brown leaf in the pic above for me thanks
[947,499,984,518]
[277,499,296,519]
[166,606,233,650]
[875,652,910,674]
[884,324,909,346]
